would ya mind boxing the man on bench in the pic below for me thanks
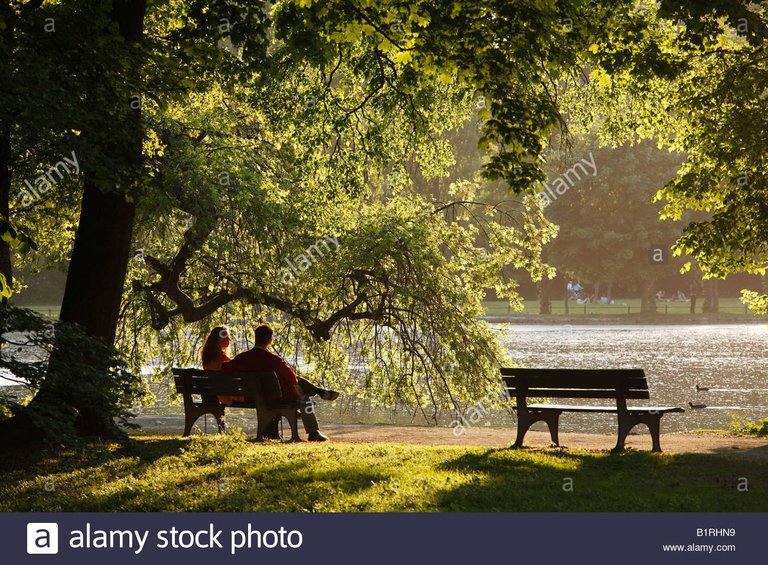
[205,323,338,441]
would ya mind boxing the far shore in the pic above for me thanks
[481,315,768,325]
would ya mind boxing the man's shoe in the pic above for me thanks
[307,431,329,442]
[318,389,340,401]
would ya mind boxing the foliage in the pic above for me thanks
[564,1,768,308]
[1,436,765,511]
[0,218,37,297]
[282,0,657,191]
[0,305,148,444]
[728,416,768,438]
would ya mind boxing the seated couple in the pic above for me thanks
[201,323,339,442]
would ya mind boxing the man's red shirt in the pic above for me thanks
[221,347,301,401]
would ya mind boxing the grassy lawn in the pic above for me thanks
[482,297,757,317]
[1,434,764,512]
[10,303,61,318]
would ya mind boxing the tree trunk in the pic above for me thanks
[702,279,720,313]
[0,126,12,299]
[640,280,657,314]
[538,280,551,314]
[11,0,147,443]
[59,184,137,341]
[606,281,613,302]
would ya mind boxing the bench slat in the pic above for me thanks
[526,403,684,413]
[505,388,650,399]
[501,367,645,378]
[171,368,274,379]
[171,369,284,404]
[502,369,648,390]
[173,375,262,396]
[504,377,648,390]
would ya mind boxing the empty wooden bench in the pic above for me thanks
[501,367,684,452]
[171,368,302,440]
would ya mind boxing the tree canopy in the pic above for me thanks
[565,1,768,308]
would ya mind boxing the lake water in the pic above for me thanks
[3,324,767,435]
[495,323,768,433]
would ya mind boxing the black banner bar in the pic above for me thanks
[2,512,759,564]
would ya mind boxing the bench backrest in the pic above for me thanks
[171,368,283,406]
[501,367,650,409]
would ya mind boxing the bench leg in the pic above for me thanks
[543,411,561,446]
[513,410,561,448]
[182,405,225,437]
[613,414,637,453]
[512,411,535,448]
[646,415,662,452]
[183,415,195,437]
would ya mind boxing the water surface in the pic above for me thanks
[497,324,768,433]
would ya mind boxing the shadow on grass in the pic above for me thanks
[0,437,393,512]
[0,436,187,477]
[433,446,767,511]
[709,442,768,461]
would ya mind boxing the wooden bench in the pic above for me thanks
[171,368,303,440]
[501,367,684,452]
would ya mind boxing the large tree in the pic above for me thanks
[115,0,653,414]
[1,0,273,442]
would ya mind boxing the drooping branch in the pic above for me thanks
[133,220,392,335]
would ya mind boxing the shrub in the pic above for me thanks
[727,416,768,437]
[0,305,148,444]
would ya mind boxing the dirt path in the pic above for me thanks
[322,425,768,459]
[133,415,768,460]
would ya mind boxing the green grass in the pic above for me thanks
[10,303,61,318]
[482,297,758,317]
[1,434,765,511]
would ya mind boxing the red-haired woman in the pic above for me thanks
[201,326,241,405]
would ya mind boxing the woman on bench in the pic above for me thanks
[201,326,238,404]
